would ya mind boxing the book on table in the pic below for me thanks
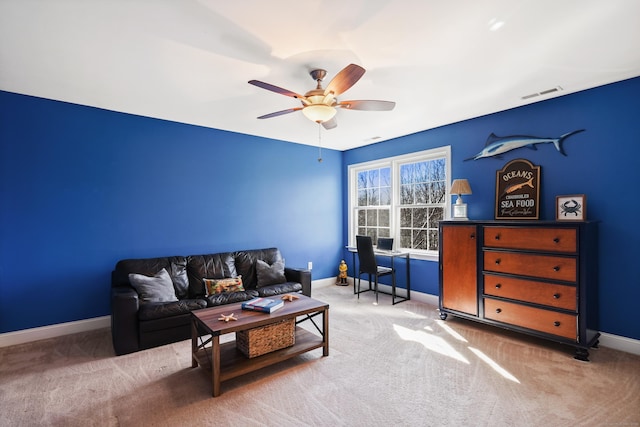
[241,297,284,313]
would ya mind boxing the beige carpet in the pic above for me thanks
[1,282,639,427]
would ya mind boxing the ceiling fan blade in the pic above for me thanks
[324,64,366,96]
[322,117,338,130]
[337,100,396,111]
[257,108,302,119]
[248,80,305,99]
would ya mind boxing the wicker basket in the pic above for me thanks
[236,318,295,358]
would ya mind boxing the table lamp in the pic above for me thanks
[450,179,472,220]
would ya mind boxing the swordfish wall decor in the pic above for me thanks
[466,129,585,160]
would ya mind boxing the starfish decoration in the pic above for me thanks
[218,313,238,322]
[281,294,300,302]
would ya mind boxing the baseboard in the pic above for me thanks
[598,332,640,356]
[0,316,111,348]
[1,281,340,349]
[3,286,639,356]
[345,277,640,356]
[312,277,339,288]
[358,280,439,306]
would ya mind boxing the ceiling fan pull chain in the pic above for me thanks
[317,123,323,163]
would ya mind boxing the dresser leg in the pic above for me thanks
[439,312,448,320]
[574,347,590,362]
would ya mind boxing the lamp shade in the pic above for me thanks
[450,179,472,220]
[302,104,337,123]
[450,179,472,196]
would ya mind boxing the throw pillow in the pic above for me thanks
[128,268,179,302]
[203,276,244,296]
[169,261,189,299]
[256,259,286,287]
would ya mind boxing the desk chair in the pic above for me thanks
[356,235,395,304]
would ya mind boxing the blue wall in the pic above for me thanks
[343,76,640,341]
[0,91,343,333]
[2,77,639,342]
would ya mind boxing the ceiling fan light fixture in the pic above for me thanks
[302,104,336,123]
[249,63,394,127]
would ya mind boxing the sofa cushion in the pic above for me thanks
[256,259,286,287]
[204,276,245,296]
[113,256,188,286]
[187,252,237,298]
[128,269,178,302]
[168,260,189,299]
[256,282,303,298]
[206,290,259,307]
[234,248,283,289]
[139,314,191,333]
[138,299,207,321]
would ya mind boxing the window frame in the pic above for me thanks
[347,146,452,261]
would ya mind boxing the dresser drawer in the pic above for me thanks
[484,251,577,282]
[484,226,577,253]
[484,274,577,311]
[484,298,577,341]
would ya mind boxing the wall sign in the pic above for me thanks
[495,159,541,220]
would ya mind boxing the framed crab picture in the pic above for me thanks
[556,194,586,221]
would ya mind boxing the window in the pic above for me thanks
[356,166,391,240]
[348,146,451,259]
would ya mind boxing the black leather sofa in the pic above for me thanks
[111,247,311,355]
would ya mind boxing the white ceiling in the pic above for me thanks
[1,1,639,151]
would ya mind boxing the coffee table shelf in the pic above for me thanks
[193,327,324,382]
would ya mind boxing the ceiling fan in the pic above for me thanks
[248,64,395,130]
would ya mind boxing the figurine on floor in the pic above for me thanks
[337,259,348,286]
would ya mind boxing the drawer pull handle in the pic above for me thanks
[553,237,560,243]
[494,235,500,240]
[470,233,476,240]
[495,284,502,289]
[495,259,501,265]
[553,293,560,299]
[495,308,502,314]
[553,266,560,272]
[554,321,561,327]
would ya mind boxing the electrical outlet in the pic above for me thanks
[307,261,313,270]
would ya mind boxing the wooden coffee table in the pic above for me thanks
[191,294,329,397]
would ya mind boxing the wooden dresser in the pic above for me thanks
[439,220,599,360]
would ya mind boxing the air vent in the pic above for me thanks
[521,86,563,100]
[364,136,382,142]
[539,87,561,95]
[521,93,539,100]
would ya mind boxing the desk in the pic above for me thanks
[346,246,411,304]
